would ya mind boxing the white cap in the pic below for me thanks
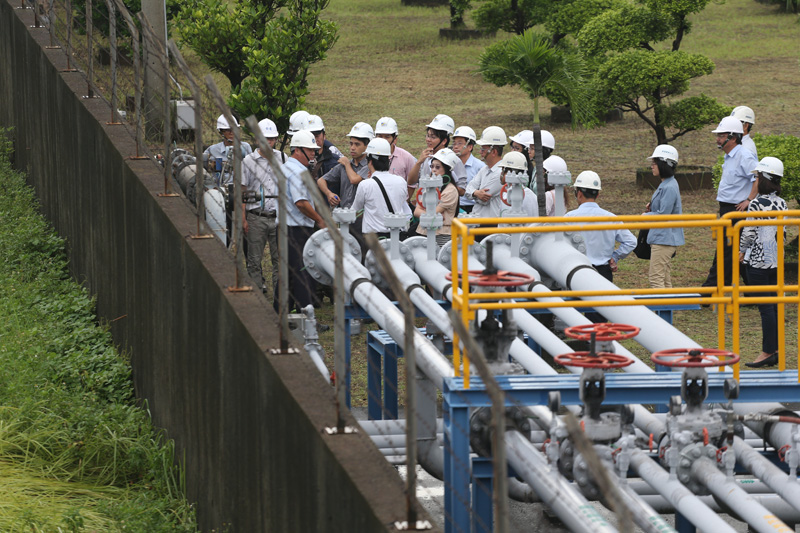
[257,118,279,138]
[453,126,477,142]
[648,144,679,165]
[287,110,310,135]
[574,170,601,191]
[290,130,320,150]
[426,114,455,135]
[712,116,744,135]
[731,105,755,125]
[509,130,533,147]
[217,114,238,130]
[540,130,555,150]
[752,156,784,178]
[375,117,398,135]
[432,148,461,171]
[499,151,528,172]
[477,126,507,146]
[306,114,325,132]
[347,122,375,140]
[543,155,568,173]
[365,138,392,157]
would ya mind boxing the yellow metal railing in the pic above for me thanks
[449,211,800,386]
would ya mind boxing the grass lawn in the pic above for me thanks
[296,0,800,405]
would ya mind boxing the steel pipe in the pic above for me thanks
[733,436,800,513]
[629,449,737,533]
[691,456,792,533]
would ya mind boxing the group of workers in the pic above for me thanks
[203,105,787,367]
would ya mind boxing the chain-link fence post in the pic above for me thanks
[448,309,508,533]
[62,0,77,71]
[169,41,211,239]
[45,0,60,48]
[82,0,96,98]
[364,234,421,528]
[111,0,146,159]
[139,13,177,196]
[105,0,121,124]
[244,116,290,348]
[204,77,250,292]
[30,0,42,28]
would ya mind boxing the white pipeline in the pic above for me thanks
[733,436,800,513]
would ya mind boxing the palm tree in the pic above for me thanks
[478,30,590,216]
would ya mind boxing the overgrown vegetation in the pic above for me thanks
[0,129,196,531]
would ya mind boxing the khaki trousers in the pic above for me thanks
[649,244,677,288]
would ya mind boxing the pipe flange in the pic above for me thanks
[668,410,725,445]
[573,445,614,501]
[437,240,454,268]
[676,442,715,495]
[478,234,511,263]
[303,229,363,285]
[364,240,415,288]
[469,406,531,458]
[402,235,429,252]
[581,413,622,444]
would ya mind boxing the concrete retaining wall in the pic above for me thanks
[0,3,423,530]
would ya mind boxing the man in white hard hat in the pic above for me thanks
[374,117,417,183]
[407,114,468,197]
[203,114,253,186]
[317,122,374,209]
[451,126,486,213]
[280,130,327,312]
[701,115,759,288]
[498,151,538,219]
[241,118,282,296]
[565,171,635,283]
[306,114,344,178]
[731,106,757,157]
[464,126,507,219]
[351,138,412,237]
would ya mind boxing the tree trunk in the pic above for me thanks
[533,99,546,217]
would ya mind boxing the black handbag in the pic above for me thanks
[634,229,651,259]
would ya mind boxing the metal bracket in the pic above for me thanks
[226,285,253,293]
[157,192,180,197]
[323,426,358,435]
[189,233,215,240]
[269,347,300,356]
[393,520,433,531]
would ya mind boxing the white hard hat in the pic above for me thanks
[426,114,455,135]
[453,126,477,142]
[574,171,602,191]
[287,110,310,135]
[432,148,461,171]
[499,151,528,172]
[648,144,679,165]
[712,116,744,135]
[306,114,325,132]
[541,130,555,150]
[365,138,392,157]
[477,126,507,146]
[752,156,784,179]
[375,117,399,135]
[543,155,568,173]
[509,130,533,146]
[216,114,238,130]
[731,105,755,125]
[347,122,375,140]
[257,118,279,138]
[290,130,320,150]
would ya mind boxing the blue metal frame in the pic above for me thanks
[442,371,800,533]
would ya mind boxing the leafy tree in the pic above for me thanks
[575,0,728,144]
[479,30,590,215]
[177,0,337,132]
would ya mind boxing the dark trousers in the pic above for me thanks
[747,265,778,354]
[703,202,743,287]
[588,262,613,323]
[275,225,316,313]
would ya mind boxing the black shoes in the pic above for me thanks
[745,352,779,368]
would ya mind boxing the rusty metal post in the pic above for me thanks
[45,0,60,48]
[83,0,96,98]
[169,41,210,238]
[204,77,250,292]
[31,0,41,27]
[105,0,121,124]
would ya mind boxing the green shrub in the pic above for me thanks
[711,133,800,204]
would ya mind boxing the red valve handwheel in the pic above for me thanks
[416,187,442,208]
[564,323,641,342]
[500,183,525,206]
[554,352,634,369]
[650,348,739,368]
[445,269,536,287]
